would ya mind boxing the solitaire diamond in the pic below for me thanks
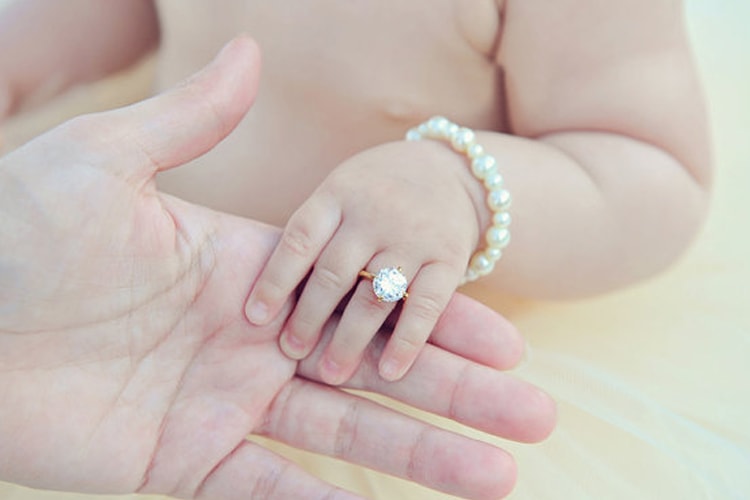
[372,267,408,302]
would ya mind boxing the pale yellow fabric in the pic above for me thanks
[1,1,748,499]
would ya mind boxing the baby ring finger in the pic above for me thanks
[318,262,416,384]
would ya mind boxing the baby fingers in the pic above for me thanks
[378,261,460,381]
[245,195,341,326]
[317,258,416,385]
[318,258,461,385]
[279,235,371,360]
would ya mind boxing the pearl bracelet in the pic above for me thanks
[405,116,511,284]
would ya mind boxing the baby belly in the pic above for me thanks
[156,124,325,226]
[155,78,441,226]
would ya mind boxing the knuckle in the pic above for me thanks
[435,242,472,270]
[279,225,316,258]
[255,277,286,303]
[182,82,229,137]
[408,292,445,323]
[324,167,353,189]
[286,313,318,339]
[250,460,290,499]
[333,400,360,457]
[312,264,349,291]
[406,427,430,482]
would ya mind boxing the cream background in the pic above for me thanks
[1,1,748,498]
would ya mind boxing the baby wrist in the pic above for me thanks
[406,116,511,284]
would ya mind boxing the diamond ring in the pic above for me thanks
[358,267,409,303]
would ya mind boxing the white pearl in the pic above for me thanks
[405,129,422,141]
[451,127,476,152]
[406,116,511,283]
[493,211,512,227]
[486,226,511,248]
[485,246,503,261]
[427,116,449,137]
[467,143,485,159]
[446,123,459,139]
[487,189,511,211]
[464,267,479,283]
[484,171,503,189]
[470,252,493,273]
[471,155,497,179]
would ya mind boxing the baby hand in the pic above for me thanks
[246,139,485,384]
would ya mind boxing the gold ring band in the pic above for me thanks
[358,270,376,281]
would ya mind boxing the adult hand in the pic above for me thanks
[0,37,555,500]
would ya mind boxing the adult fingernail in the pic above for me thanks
[245,300,268,325]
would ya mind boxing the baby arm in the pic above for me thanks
[479,0,712,297]
[246,0,710,383]
[0,0,159,119]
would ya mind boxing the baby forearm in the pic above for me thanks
[462,130,710,298]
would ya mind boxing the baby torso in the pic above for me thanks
[155,0,506,225]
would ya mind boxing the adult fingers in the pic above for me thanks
[299,312,556,445]
[190,441,362,500]
[363,338,555,444]
[258,379,517,500]
[354,292,524,371]
[425,292,525,370]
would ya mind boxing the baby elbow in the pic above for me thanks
[635,169,711,279]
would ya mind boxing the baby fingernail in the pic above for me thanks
[379,359,402,381]
[246,300,268,324]
[282,334,307,359]
[320,358,344,385]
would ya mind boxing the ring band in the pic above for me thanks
[359,267,409,303]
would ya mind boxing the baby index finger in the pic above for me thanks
[245,196,341,325]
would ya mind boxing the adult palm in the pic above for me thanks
[0,37,554,500]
